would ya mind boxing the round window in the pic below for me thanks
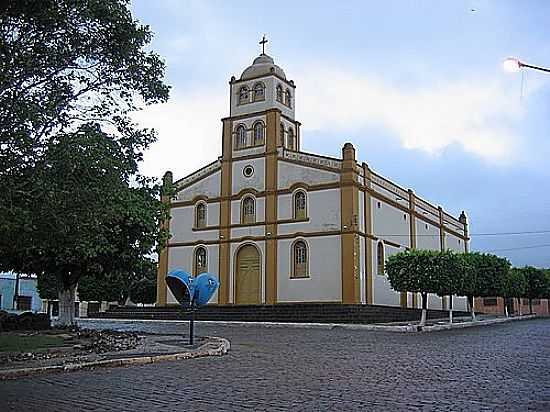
[243,165,254,178]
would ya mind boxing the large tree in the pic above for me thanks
[0,0,170,325]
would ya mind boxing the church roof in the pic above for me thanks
[240,53,286,80]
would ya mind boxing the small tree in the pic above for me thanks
[435,251,465,324]
[501,268,527,317]
[521,266,546,314]
[386,249,449,327]
[459,252,509,321]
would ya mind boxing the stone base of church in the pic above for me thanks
[92,302,470,324]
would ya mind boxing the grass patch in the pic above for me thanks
[0,334,66,353]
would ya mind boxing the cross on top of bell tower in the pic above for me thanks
[259,34,268,55]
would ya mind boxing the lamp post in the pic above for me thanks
[503,57,550,74]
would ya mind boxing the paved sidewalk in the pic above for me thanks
[1,318,548,411]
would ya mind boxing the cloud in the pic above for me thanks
[132,90,226,179]
[296,67,528,162]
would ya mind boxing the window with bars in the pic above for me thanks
[195,203,207,228]
[253,82,265,101]
[294,191,307,220]
[195,247,208,274]
[238,86,249,104]
[242,197,256,224]
[293,241,308,278]
[285,89,292,108]
[236,125,247,148]
[377,242,385,275]
[253,122,264,145]
[276,85,283,102]
[287,128,294,150]
[279,123,285,146]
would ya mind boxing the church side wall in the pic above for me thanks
[444,233,468,311]
[277,161,340,188]
[370,197,410,307]
[170,204,220,243]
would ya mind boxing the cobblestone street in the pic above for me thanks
[1,318,549,411]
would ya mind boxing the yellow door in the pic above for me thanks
[235,245,260,304]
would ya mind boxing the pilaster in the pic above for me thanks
[340,143,360,303]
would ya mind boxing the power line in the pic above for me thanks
[486,244,550,253]
[373,230,550,237]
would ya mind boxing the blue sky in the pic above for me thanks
[131,0,550,268]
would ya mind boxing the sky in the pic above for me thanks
[130,0,550,268]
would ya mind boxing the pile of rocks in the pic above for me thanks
[75,329,140,354]
[0,311,50,332]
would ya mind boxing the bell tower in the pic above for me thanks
[223,37,301,154]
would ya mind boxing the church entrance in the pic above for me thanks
[235,245,261,304]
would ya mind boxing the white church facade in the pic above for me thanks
[156,48,470,311]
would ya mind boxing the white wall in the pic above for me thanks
[232,157,265,194]
[277,161,339,189]
[372,242,405,307]
[277,236,341,302]
[278,188,340,234]
[176,171,221,202]
[372,198,410,247]
[170,204,219,243]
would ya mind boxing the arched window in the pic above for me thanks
[195,202,207,228]
[287,128,295,150]
[292,240,308,278]
[236,125,247,148]
[279,123,285,146]
[285,89,292,108]
[377,242,385,275]
[276,85,283,102]
[238,86,249,105]
[242,196,256,224]
[294,191,307,220]
[194,246,208,274]
[253,82,265,101]
[253,121,264,145]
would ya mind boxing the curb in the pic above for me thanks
[80,314,542,333]
[0,336,230,380]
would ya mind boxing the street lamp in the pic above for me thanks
[503,57,550,74]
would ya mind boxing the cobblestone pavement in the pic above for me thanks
[1,318,549,411]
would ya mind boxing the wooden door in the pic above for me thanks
[235,245,260,304]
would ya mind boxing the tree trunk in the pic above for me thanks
[517,297,522,316]
[448,294,453,324]
[529,298,533,315]
[419,292,428,327]
[468,295,476,321]
[58,285,77,326]
[504,299,509,317]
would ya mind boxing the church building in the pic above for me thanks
[156,44,470,311]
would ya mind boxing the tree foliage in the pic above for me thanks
[458,252,509,298]
[386,249,461,295]
[0,0,170,324]
[501,268,527,300]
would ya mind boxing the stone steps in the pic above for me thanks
[92,303,469,324]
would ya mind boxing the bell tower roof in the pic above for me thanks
[240,53,287,81]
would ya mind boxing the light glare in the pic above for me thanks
[503,57,521,73]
